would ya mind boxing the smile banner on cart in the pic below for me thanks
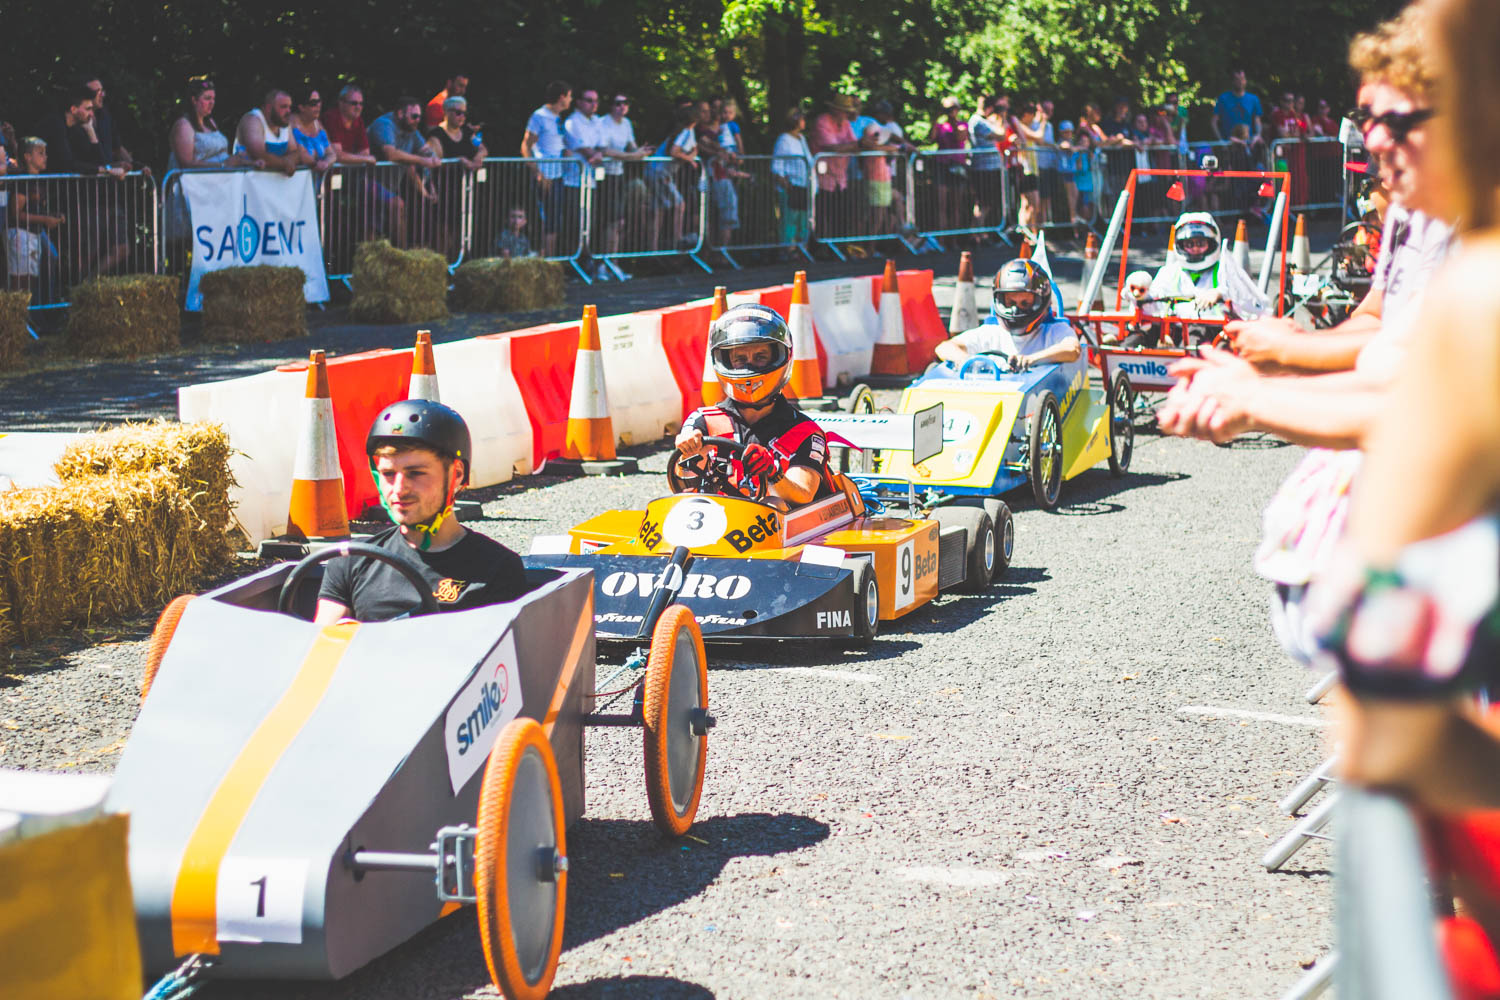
[183,170,329,311]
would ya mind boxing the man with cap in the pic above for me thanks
[314,400,528,623]
[935,258,1082,372]
[675,304,836,509]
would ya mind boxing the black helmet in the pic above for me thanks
[366,399,472,484]
[991,258,1052,334]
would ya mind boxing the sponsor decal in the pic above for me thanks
[663,497,729,548]
[579,538,607,553]
[596,611,645,624]
[601,570,752,601]
[433,578,463,603]
[915,462,932,478]
[443,633,520,793]
[637,515,664,550]
[696,613,748,627]
[943,412,976,442]
[1117,359,1169,378]
[816,609,852,629]
[725,510,781,552]
[1060,370,1085,416]
[953,448,977,472]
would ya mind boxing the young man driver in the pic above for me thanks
[935,258,1082,372]
[675,303,835,509]
[315,400,528,623]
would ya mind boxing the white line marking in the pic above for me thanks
[761,667,880,684]
[1179,706,1329,728]
[894,866,1008,887]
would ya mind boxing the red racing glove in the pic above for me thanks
[739,443,786,483]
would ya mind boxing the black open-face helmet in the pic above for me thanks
[366,399,473,484]
[991,258,1052,334]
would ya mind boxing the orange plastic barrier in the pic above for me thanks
[504,321,580,469]
[275,348,410,518]
[657,300,715,420]
[736,284,835,391]
[865,269,945,372]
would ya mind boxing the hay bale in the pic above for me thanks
[199,266,307,343]
[0,289,29,372]
[64,275,180,358]
[0,468,232,643]
[53,420,236,547]
[451,257,566,314]
[350,239,449,323]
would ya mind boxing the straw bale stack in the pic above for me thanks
[0,421,237,645]
[65,275,180,358]
[0,290,29,372]
[199,265,307,343]
[451,257,566,313]
[349,239,449,323]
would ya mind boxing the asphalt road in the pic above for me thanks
[3,423,1333,999]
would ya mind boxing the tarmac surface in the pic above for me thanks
[2,229,1343,998]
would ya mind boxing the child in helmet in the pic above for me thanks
[935,257,1082,372]
[675,303,836,508]
[1144,211,1268,344]
[314,399,529,623]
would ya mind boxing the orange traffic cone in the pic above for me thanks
[1232,219,1251,271]
[871,260,907,376]
[785,271,823,400]
[1019,238,1034,259]
[949,251,978,334]
[700,287,727,406]
[563,306,616,462]
[409,330,440,401]
[286,350,350,542]
[1292,214,1312,272]
[1083,232,1098,261]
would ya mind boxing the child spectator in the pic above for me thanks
[496,206,534,258]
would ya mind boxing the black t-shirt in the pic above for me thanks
[426,124,479,160]
[685,397,833,499]
[318,526,529,621]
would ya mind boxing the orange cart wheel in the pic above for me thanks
[643,604,710,838]
[141,595,195,702]
[475,718,567,1000]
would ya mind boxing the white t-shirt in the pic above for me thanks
[595,115,636,176]
[526,105,567,178]
[1355,207,1454,384]
[670,126,697,156]
[953,317,1078,362]
[771,132,813,186]
[718,121,739,155]
[563,111,602,186]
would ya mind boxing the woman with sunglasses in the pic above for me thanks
[290,85,337,173]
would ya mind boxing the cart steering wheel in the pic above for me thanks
[277,541,441,617]
[666,436,769,502]
[959,353,1012,378]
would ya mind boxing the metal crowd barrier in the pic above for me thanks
[810,151,919,259]
[320,159,472,283]
[1270,137,1345,215]
[1168,141,1274,222]
[470,156,588,277]
[1093,144,1187,225]
[704,153,813,268]
[907,148,1010,248]
[3,170,158,316]
[1005,143,1108,235]
[588,156,708,278]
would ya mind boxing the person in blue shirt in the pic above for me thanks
[1213,70,1265,150]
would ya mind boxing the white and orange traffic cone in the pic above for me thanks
[785,271,824,401]
[409,330,440,401]
[1232,219,1252,272]
[286,350,350,542]
[1292,213,1312,273]
[1019,238,1034,259]
[1083,232,1098,262]
[949,251,978,334]
[871,260,908,376]
[700,287,727,407]
[563,306,615,462]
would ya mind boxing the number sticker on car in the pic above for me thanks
[894,539,916,610]
[216,856,309,944]
[663,498,728,548]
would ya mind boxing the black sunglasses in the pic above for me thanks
[1347,105,1435,143]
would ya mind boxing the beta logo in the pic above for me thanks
[725,511,780,552]
[816,610,852,629]
[1117,359,1169,378]
[601,570,752,601]
[195,196,310,264]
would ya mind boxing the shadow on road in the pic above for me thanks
[551,975,716,999]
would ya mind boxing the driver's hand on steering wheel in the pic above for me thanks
[1193,288,1224,312]
[675,427,705,458]
[1008,353,1032,373]
[740,443,786,483]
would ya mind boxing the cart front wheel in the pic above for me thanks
[1028,392,1064,510]
[643,605,710,838]
[142,595,196,703]
[1107,373,1134,477]
[476,718,567,1000]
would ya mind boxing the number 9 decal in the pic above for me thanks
[894,540,916,610]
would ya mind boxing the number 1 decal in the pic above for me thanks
[217,857,309,944]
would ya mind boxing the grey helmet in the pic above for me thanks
[708,303,794,408]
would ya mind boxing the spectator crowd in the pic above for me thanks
[1,65,1353,299]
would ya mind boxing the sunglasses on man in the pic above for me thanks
[1347,105,1435,144]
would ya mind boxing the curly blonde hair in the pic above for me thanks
[1348,2,1439,99]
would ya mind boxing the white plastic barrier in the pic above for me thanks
[807,276,879,386]
[596,311,683,446]
[0,432,82,491]
[178,369,306,544]
[432,336,534,484]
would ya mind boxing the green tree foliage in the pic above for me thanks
[0,0,1406,168]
